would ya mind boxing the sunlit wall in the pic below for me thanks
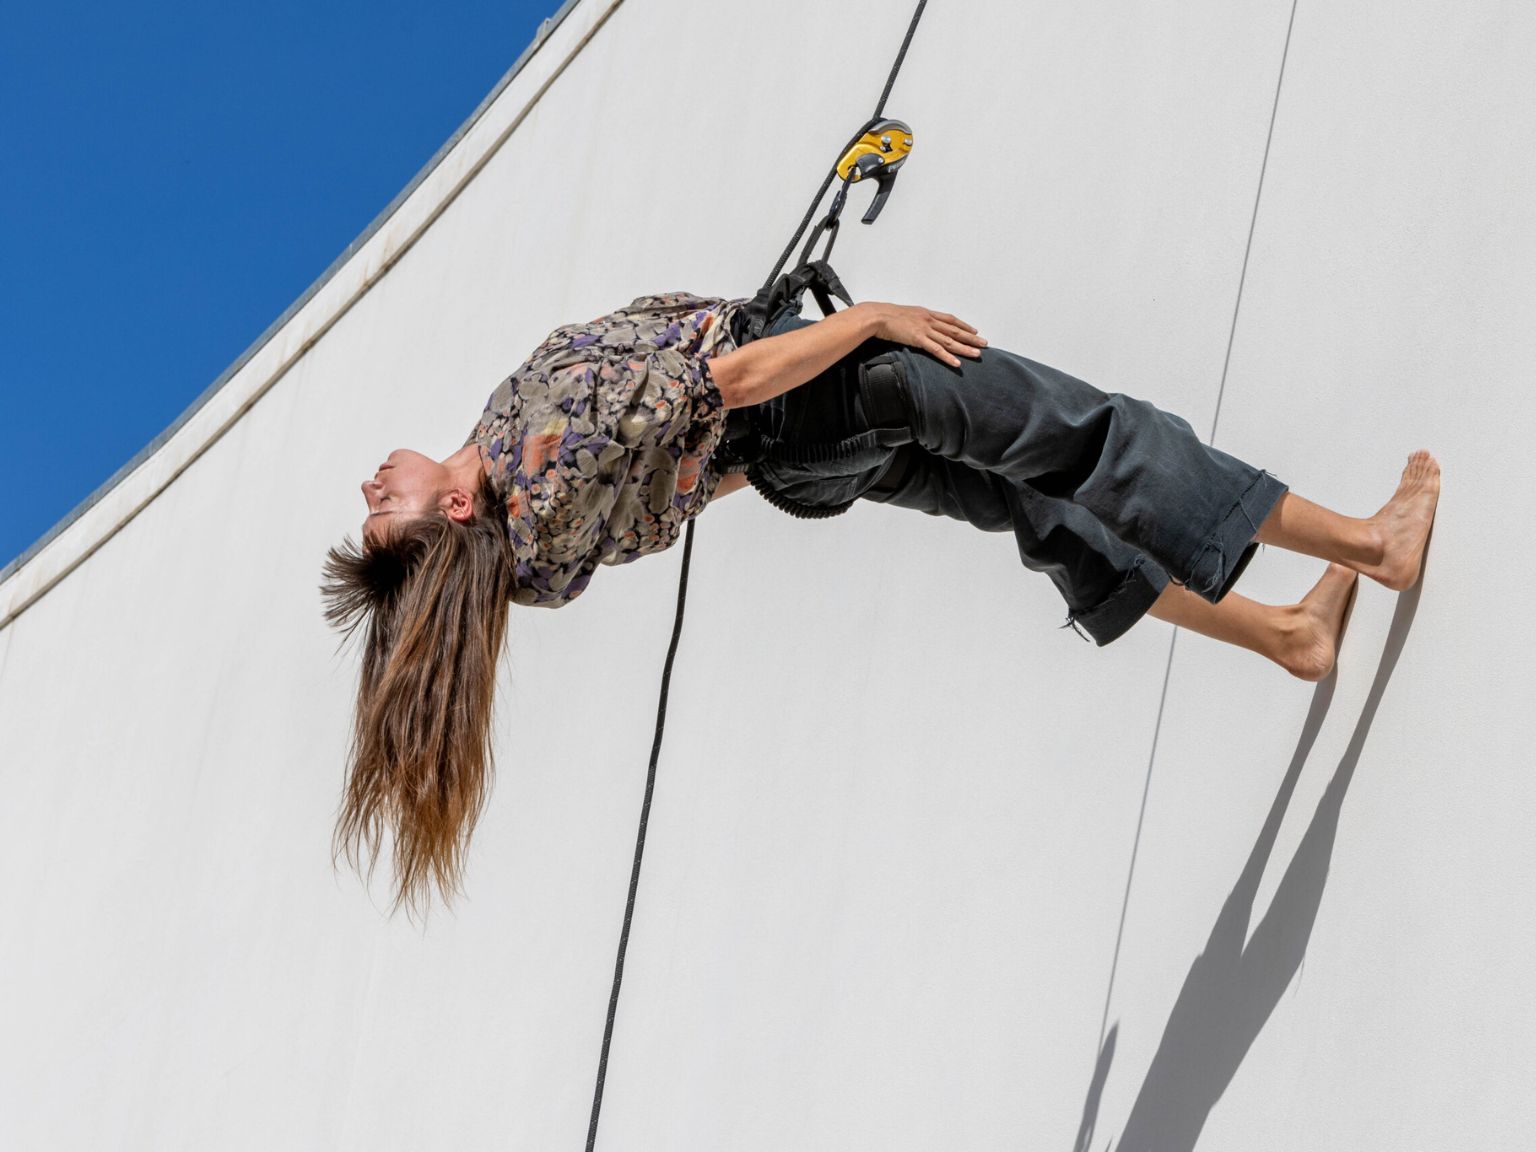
[2,1,1531,1147]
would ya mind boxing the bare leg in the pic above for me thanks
[1140,452,1437,678]
[1255,451,1441,591]
[1147,564,1359,681]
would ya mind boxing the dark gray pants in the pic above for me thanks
[748,308,1290,646]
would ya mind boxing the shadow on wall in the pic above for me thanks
[1071,544,1430,1152]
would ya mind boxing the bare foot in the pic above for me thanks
[1281,562,1359,682]
[1358,451,1441,591]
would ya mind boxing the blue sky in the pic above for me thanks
[0,0,562,570]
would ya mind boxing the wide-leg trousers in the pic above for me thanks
[744,308,1290,646]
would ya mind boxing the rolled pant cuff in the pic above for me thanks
[1174,468,1290,605]
[1062,553,1172,647]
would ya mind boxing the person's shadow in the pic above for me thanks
[1071,552,1428,1152]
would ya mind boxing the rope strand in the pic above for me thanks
[585,517,696,1152]
[874,0,928,119]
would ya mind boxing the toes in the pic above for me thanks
[1402,450,1439,485]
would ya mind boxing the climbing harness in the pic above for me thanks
[713,13,928,519]
[586,4,929,1148]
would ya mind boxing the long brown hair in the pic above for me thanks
[321,474,515,921]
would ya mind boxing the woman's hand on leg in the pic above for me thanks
[860,302,987,368]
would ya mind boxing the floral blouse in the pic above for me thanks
[464,292,747,607]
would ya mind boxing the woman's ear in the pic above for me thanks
[441,487,476,524]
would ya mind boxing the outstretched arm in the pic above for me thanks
[706,301,986,410]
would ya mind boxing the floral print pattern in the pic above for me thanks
[464,292,746,607]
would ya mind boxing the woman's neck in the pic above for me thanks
[442,443,487,489]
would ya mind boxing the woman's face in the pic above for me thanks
[360,448,449,545]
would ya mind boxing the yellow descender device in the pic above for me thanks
[835,118,914,224]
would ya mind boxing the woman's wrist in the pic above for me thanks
[851,301,887,341]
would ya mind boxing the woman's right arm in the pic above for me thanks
[707,302,986,410]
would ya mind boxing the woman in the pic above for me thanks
[322,290,1440,916]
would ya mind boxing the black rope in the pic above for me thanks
[757,0,930,295]
[585,4,929,1146]
[756,140,862,297]
[585,517,696,1152]
[873,0,928,120]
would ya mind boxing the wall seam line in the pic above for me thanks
[1091,0,1301,1079]
[1209,0,1301,447]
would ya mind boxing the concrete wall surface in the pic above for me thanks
[2,1,1532,1148]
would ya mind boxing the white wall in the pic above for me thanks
[2,1,1532,1148]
